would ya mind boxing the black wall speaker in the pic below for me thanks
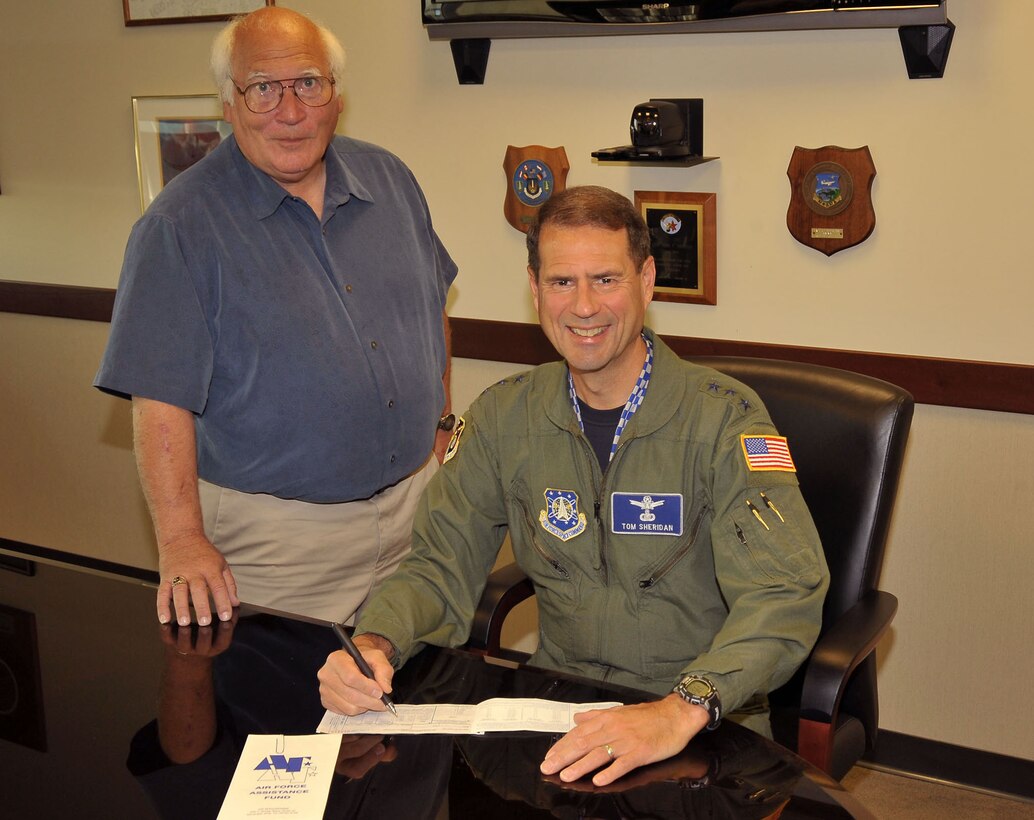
[899,20,956,80]
[450,38,491,85]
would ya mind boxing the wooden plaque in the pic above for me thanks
[503,145,569,233]
[786,145,876,256]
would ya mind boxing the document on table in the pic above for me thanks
[217,733,341,819]
[316,697,623,735]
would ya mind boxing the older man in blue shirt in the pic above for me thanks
[96,7,456,628]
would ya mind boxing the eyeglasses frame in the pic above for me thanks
[231,75,337,114]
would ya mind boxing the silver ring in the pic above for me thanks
[603,744,614,759]
[170,575,187,587]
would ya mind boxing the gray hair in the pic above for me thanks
[210,10,346,106]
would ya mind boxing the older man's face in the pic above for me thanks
[529,224,655,408]
[223,15,342,195]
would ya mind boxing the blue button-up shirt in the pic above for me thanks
[96,135,456,502]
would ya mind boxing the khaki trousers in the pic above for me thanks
[198,458,437,624]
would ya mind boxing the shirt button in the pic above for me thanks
[387,400,394,408]
[345,284,352,293]
[390,454,397,464]
[370,340,378,350]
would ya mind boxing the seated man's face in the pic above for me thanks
[529,224,655,403]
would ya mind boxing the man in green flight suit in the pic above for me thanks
[319,185,829,786]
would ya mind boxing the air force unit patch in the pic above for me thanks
[611,493,683,536]
[539,488,587,541]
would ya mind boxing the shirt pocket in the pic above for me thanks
[634,498,727,680]
[728,508,824,589]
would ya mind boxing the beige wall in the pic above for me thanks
[1,0,1031,760]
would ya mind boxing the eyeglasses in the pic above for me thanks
[232,76,336,114]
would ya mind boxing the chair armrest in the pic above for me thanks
[799,590,898,725]
[466,563,534,653]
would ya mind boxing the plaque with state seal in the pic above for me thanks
[503,146,569,234]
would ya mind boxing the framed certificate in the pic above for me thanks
[123,0,273,26]
[634,190,717,305]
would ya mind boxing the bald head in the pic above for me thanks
[211,6,346,105]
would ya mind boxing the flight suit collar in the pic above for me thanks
[542,327,683,439]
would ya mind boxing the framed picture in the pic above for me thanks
[133,95,233,212]
[634,191,717,306]
[123,0,273,26]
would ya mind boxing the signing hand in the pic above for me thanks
[157,532,239,628]
[540,695,710,787]
[318,633,396,716]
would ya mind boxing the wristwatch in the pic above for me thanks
[673,675,722,730]
[437,413,456,432]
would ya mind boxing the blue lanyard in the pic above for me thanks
[568,334,654,464]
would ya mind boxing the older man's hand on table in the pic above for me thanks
[157,532,239,628]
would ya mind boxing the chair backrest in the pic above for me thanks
[688,356,914,627]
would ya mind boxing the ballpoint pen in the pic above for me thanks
[759,491,785,523]
[745,499,771,531]
[331,622,398,717]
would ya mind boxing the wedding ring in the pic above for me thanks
[170,575,187,587]
[604,744,615,759]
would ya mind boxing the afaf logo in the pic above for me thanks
[254,754,316,783]
[611,492,683,536]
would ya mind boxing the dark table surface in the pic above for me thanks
[0,556,875,819]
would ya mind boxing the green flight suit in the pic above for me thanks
[357,329,829,723]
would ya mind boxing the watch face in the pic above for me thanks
[685,679,712,698]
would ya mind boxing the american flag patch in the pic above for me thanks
[741,435,796,472]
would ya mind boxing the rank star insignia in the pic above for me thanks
[539,488,587,541]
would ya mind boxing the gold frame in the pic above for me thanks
[132,95,232,212]
[123,0,272,26]
[634,190,717,306]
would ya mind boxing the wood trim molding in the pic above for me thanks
[0,280,115,323]
[450,317,1032,415]
[2,280,1030,415]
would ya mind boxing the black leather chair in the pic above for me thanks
[465,356,914,780]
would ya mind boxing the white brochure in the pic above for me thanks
[217,733,342,819]
[316,697,622,735]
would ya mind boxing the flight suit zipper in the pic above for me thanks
[516,495,570,578]
[572,430,609,585]
[638,504,710,589]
